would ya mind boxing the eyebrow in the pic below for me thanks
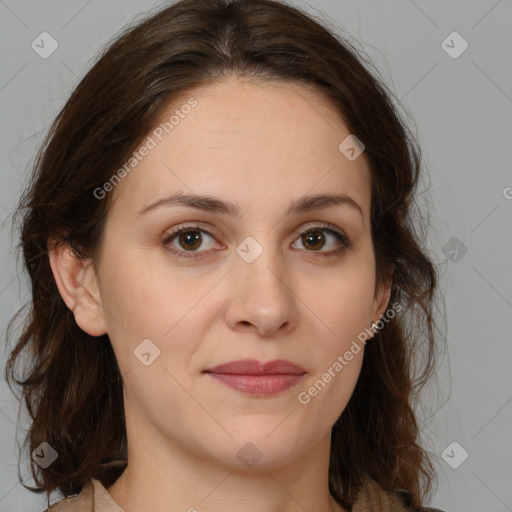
[137,191,364,219]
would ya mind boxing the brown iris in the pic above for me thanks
[301,230,325,251]
[178,230,202,250]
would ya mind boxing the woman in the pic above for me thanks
[5,0,446,510]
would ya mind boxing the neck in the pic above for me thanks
[106,425,347,512]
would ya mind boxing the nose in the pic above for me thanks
[223,237,298,337]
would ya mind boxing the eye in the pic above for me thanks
[162,223,219,259]
[291,223,351,256]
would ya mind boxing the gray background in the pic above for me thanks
[1,0,511,511]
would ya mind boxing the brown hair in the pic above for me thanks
[5,0,444,509]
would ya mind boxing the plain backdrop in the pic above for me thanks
[0,1,511,511]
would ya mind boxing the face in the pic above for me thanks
[87,76,391,470]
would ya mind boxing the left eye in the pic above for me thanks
[291,227,350,253]
[162,224,351,259]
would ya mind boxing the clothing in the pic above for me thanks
[45,475,445,512]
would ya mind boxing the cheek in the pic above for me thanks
[296,258,374,415]
[307,266,376,343]
[97,249,205,379]
[295,348,363,437]
[99,246,200,336]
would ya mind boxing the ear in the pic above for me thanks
[48,239,107,337]
[369,265,394,339]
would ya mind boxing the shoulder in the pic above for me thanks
[354,475,447,512]
[43,480,94,512]
[394,490,447,512]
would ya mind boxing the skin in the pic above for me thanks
[49,76,392,512]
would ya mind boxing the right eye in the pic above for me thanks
[162,224,221,259]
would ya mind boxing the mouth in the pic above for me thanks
[202,359,307,397]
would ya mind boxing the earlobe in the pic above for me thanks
[48,239,107,337]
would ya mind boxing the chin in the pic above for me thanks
[203,429,315,471]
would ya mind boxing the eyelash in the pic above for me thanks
[162,222,352,260]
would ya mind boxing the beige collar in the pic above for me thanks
[352,474,411,512]
[48,474,410,512]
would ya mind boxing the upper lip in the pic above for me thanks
[203,359,306,375]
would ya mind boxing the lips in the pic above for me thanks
[203,359,306,375]
[202,359,307,396]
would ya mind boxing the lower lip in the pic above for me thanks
[205,373,305,396]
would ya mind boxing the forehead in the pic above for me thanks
[108,77,372,224]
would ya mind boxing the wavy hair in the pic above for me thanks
[5,0,444,508]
